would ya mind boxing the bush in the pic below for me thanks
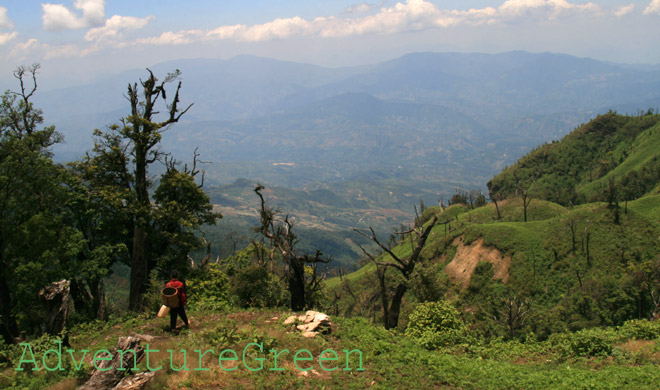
[570,328,615,356]
[405,301,469,349]
[187,263,231,311]
[618,319,660,340]
[550,328,616,357]
[232,264,288,308]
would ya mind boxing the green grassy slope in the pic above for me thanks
[326,114,660,338]
[326,192,660,338]
[488,113,660,205]
[578,121,660,197]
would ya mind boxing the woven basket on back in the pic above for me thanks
[161,287,179,308]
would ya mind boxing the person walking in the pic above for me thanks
[166,270,190,331]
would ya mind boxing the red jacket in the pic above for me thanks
[166,279,187,306]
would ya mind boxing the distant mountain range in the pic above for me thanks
[29,50,660,265]
[38,51,660,192]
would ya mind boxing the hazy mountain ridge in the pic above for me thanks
[42,51,660,172]
[327,113,660,342]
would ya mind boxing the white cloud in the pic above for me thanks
[42,0,106,31]
[133,0,609,46]
[43,43,80,59]
[85,15,154,42]
[206,25,246,40]
[644,0,660,15]
[497,0,601,20]
[25,0,638,59]
[343,2,380,15]
[0,31,18,45]
[9,38,40,59]
[0,7,14,29]
[136,29,204,45]
[614,3,635,17]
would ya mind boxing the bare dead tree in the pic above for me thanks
[199,235,212,269]
[651,290,660,320]
[568,218,576,253]
[495,296,531,339]
[254,184,331,311]
[584,221,591,266]
[353,215,438,329]
[490,191,502,220]
[521,187,532,223]
[127,69,193,311]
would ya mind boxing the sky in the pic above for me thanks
[1,0,660,88]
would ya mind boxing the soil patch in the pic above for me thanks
[444,236,511,289]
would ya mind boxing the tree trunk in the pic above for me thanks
[128,145,150,312]
[128,227,148,311]
[70,278,93,318]
[376,266,389,326]
[385,283,408,330]
[493,198,501,220]
[289,260,306,311]
[0,275,18,344]
[91,278,107,321]
[38,280,70,335]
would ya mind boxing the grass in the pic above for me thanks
[4,309,660,389]
[578,122,660,197]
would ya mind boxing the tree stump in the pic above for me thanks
[77,336,153,390]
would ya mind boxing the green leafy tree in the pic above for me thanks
[78,69,219,311]
[0,65,85,342]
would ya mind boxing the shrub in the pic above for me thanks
[187,263,231,311]
[405,301,469,349]
[618,319,660,340]
[232,264,288,308]
[550,328,616,357]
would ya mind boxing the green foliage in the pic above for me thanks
[405,301,469,349]
[187,263,231,311]
[152,166,220,276]
[550,327,617,357]
[488,113,660,206]
[0,65,113,339]
[232,264,289,308]
[618,319,660,340]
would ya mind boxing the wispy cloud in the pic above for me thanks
[342,2,382,15]
[42,0,106,31]
[0,31,18,45]
[9,38,40,60]
[136,29,205,46]
[84,15,155,42]
[644,0,660,15]
[134,0,613,46]
[614,3,635,17]
[0,6,14,29]
[6,0,651,62]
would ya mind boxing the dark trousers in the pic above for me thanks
[169,306,189,330]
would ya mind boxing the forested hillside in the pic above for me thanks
[328,113,660,340]
[488,112,660,205]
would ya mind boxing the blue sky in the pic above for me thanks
[1,1,659,87]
